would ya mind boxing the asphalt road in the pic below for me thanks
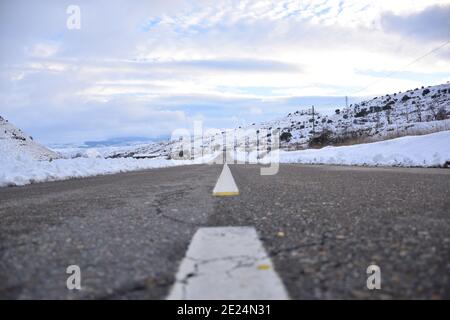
[0,164,449,299]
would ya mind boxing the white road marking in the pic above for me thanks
[212,163,239,196]
[167,227,290,300]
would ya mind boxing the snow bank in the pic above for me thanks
[275,130,450,167]
[84,148,103,159]
[1,131,448,188]
[0,157,170,187]
[0,151,219,187]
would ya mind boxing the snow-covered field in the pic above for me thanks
[273,130,450,167]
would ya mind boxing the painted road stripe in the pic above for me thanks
[212,163,239,196]
[167,227,289,300]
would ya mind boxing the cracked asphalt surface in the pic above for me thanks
[0,164,449,299]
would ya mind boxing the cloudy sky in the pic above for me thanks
[1,0,450,144]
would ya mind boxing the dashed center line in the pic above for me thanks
[212,163,239,196]
[166,227,290,300]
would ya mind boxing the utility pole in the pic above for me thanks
[345,96,348,109]
[256,130,260,160]
[191,135,194,160]
[233,129,237,163]
[311,105,315,135]
[222,131,226,163]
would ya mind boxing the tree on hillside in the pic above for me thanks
[280,131,292,142]
[386,109,392,125]
[415,101,423,122]
[428,95,448,121]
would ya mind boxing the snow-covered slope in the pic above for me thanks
[0,116,59,161]
[104,141,172,159]
[252,82,450,149]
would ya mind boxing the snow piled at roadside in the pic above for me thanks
[1,130,449,188]
[0,152,218,187]
[276,130,450,167]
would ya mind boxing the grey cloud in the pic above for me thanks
[135,58,301,73]
[380,4,450,42]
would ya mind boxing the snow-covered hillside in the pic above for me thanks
[253,82,450,149]
[103,82,450,159]
[0,116,59,161]
[52,142,168,160]
[103,141,173,159]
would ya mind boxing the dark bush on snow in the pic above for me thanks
[436,107,448,121]
[280,131,292,142]
[309,130,334,148]
[355,108,368,117]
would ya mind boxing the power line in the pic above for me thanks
[351,39,450,96]
[300,39,450,112]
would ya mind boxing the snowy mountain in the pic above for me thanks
[0,116,59,161]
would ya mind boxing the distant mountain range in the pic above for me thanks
[48,136,170,149]
[83,136,162,148]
